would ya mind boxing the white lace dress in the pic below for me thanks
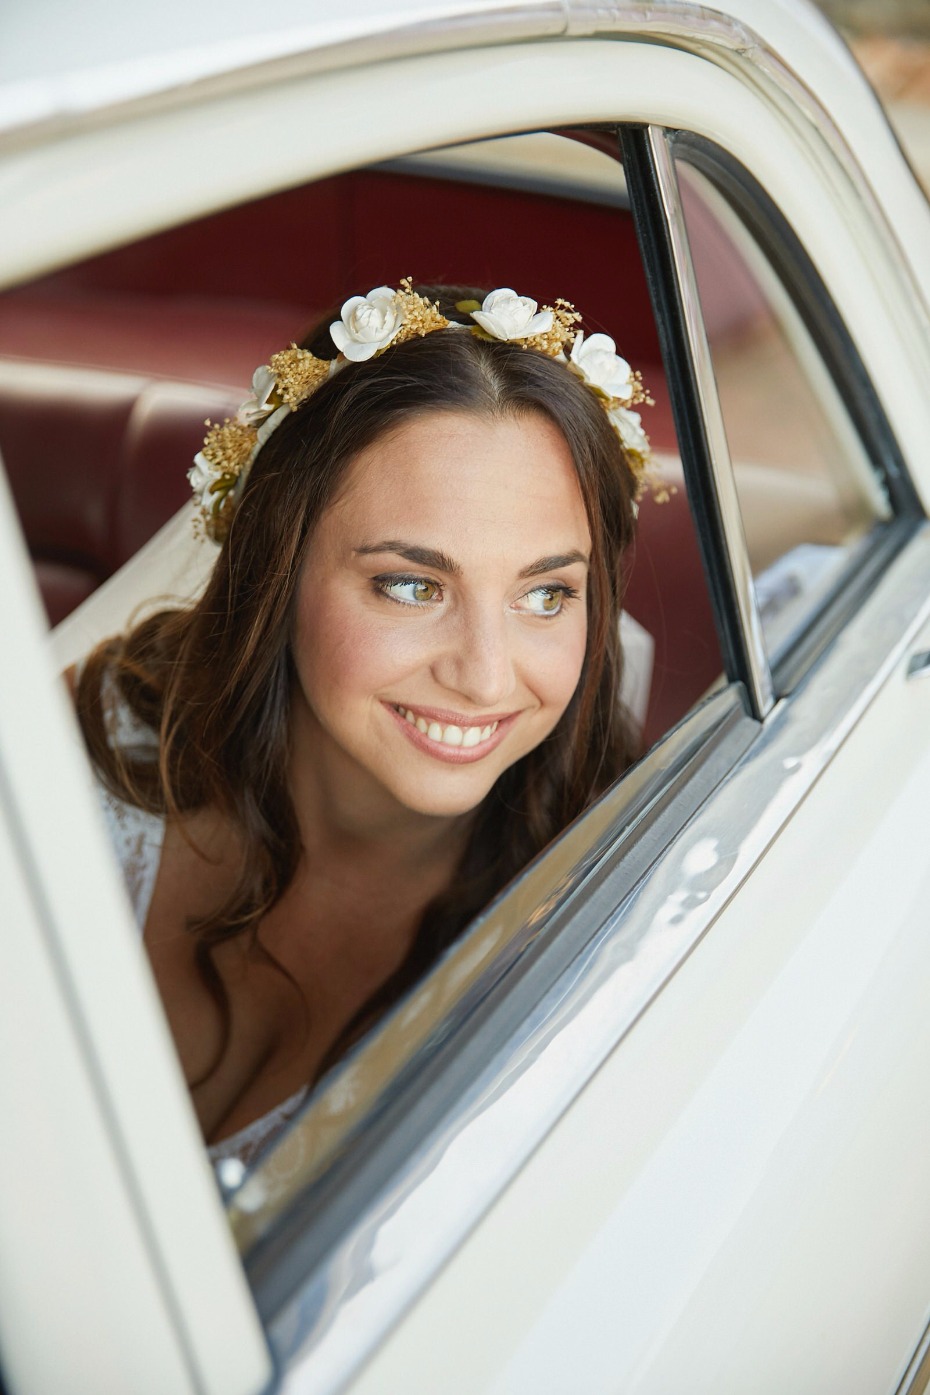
[94,682,308,1169]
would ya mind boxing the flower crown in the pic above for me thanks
[189,278,653,541]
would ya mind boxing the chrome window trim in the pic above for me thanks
[638,124,773,719]
[244,529,930,1393]
[896,1311,930,1395]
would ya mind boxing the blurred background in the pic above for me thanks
[818,0,930,187]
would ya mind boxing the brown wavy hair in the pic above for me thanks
[76,286,640,1078]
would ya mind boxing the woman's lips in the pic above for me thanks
[383,701,517,764]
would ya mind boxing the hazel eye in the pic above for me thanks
[375,576,442,606]
[519,584,576,617]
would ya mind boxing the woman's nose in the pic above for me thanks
[431,606,517,709]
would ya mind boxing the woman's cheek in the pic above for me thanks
[321,607,432,700]
[542,612,589,713]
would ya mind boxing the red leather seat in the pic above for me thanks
[0,359,241,625]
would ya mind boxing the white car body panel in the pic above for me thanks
[0,476,273,1392]
[0,780,194,1395]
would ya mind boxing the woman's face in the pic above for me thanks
[290,409,592,827]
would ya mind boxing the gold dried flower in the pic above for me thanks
[201,418,257,474]
[391,277,451,344]
[523,299,582,357]
[268,347,332,408]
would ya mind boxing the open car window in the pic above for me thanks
[0,122,737,1182]
[194,132,755,1362]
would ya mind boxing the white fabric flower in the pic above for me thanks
[570,331,633,402]
[608,405,650,457]
[470,288,554,341]
[330,286,403,361]
[238,365,280,424]
[187,452,228,508]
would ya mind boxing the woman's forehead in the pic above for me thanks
[329,410,591,546]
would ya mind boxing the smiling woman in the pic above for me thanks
[72,281,646,1166]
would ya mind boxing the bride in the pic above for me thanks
[72,280,651,1166]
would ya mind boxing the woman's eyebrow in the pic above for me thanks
[518,550,589,578]
[355,543,589,578]
[355,541,461,574]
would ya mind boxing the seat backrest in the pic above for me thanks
[0,358,240,625]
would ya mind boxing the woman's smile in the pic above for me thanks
[385,701,517,762]
[289,408,592,824]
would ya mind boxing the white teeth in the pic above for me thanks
[396,707,500,747]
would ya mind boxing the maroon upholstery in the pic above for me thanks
[625,485,723,748]
[0,366,142,576]
[0,361,241,618]
[7,168,661,368]
[114,379,241,560]
[0,294,309,387]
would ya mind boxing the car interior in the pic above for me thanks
[0,130,726,754]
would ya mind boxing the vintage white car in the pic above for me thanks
[3,1,930,1392]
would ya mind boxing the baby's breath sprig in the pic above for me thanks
[267,347,332,409]
[391,277,451,344]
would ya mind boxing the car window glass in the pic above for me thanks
[671,155,893,663]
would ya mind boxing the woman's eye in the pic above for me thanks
[375,576,442,606]
[519,584,576,617]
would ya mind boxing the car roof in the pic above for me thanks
[0,0,860,140]
[0,0,548,132]
[4,0,927,314]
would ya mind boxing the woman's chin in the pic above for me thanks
[387,776,495,822]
